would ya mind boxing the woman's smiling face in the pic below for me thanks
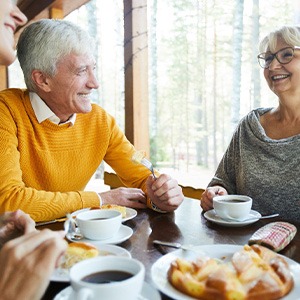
[264,39,300,97]
[0,0,27,65]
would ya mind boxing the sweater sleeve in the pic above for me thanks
[103,113,152,194]
[0,95,100,222]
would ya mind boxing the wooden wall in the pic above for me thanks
[0,66,7,91]
[124,0,150,154]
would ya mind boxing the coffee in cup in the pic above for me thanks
[76,209,122,240]
[69,256,145,300]
[213,195,252,221]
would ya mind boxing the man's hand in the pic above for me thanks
[146,174,184,212]
[100,188,148,209]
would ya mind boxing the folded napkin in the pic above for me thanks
[248,221,297,252]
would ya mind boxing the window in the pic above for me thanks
[8,0,297,189]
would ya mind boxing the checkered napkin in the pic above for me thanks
[248,222,297,252]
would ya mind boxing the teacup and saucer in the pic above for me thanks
[204,195,262,227]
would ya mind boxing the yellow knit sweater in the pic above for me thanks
[0,89,150,221]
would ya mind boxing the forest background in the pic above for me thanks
[9,0,300,188]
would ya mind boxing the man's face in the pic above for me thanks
[45,53,99,121]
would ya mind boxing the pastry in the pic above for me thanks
[60,242,99,269]
[167,244,294,300]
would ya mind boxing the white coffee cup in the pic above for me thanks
[76,209,122,240]
[69,256,145,300]
[213,195,252,221]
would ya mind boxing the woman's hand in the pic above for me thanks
[0,229,67,300]
[201,186,228,211]
[0,210,36,247]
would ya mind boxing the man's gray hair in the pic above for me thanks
[17,19,95,91]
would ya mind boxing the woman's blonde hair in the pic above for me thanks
[259,25,300,53]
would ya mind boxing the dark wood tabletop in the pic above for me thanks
[41,197,300,300]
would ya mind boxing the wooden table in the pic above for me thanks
[41,197,300,300]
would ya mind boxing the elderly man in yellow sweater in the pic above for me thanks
[0,19,184,222]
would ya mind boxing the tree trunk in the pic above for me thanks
[149,0,158,165]
[251,0,260,109]
[231,0,244,130]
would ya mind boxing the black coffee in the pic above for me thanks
[221,199,246,203]
[88,217,110,221]
[82,270,133,284]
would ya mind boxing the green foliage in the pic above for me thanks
[149,0,295,174]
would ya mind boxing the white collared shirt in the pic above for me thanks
[29,92,76,126]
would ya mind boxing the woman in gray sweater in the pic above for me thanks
[201,26,300,222]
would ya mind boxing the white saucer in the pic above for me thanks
[54,282,161,300]
[51,244,131,282]
[66,224,133,244]
[204,209,261,227]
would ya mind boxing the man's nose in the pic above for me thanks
[88,72,99,89]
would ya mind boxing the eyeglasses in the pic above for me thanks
[257,46,300,69]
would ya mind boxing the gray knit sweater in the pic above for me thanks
[208,107,300,222]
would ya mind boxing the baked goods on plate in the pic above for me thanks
[167,244,294,300]
[60,242,99,269]
[53,243,131,282]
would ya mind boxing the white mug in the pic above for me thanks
[213,195,252,221]
[69,256,145,300]
[76,209,122,240]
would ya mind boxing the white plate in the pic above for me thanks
[66,224,133,245]
[54,282,161,300]
[123,207,138,222]
[151,244,300,300]
[51,244,131,282]
[71,207,137,222]
[204,209,262,227]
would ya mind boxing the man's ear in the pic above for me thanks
[31,70,51,92]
